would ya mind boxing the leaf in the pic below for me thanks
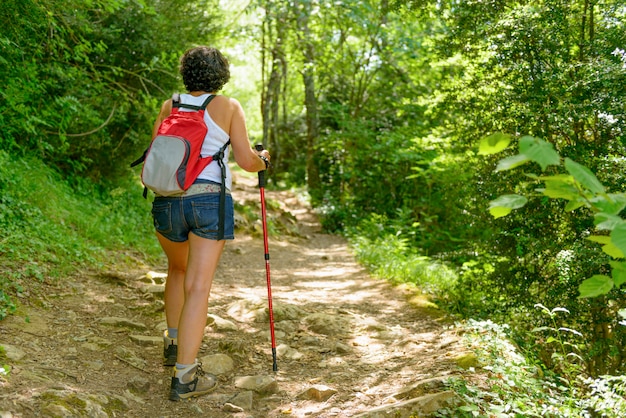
[609,261,626,287]
[594,213,625,231]
[495,154,530,172]
[566,352,585,362]
[578,275,613,298]
[519,136,561,170]
[558,327,583,337]
[564,158,605,194]
[539,174,575,183]
[589,194,626,215]
[611,224,626,257]
[479,132,512,155]
[489,206,513,218]
[536,180,579,200]
[531,326,554,332]
[488,194,528,218]
[587,235,611,244]
[602,242,625,258]
[459,405,479,412]
[518,135,537,153]
[564,199,585,212]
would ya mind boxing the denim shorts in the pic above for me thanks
[151,182,234,242]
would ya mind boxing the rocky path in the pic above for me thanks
[0,172,468,417]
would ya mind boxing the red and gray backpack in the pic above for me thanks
[131,93,230,238]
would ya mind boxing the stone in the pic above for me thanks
[227,299,266,323]
[296,385,338,402]
[142,284,165,296]
[272,303,307,321]
[276,344,303,360]
[128,376,150,394]
[199,353,234,375]
[129,335,160,346]
[303,313,350,336]
[228,391,254,410]
[353,391,460,418]
[208,314,239,331]
[1,344,25,361]
[39,404,71,417]
[223,403,244,413]
[80,342,101,351]
[334,342,351,354]
[393,377,448,400]
[145,271,167,282]
[84,360,105,371]
[234,375,278,394]
[454,352,480,369]
[99,317,147,331]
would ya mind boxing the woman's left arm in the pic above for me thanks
[151,99,173,139]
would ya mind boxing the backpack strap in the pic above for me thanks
[173,94,216,111]
[212,139,231,240]
[130,151,146,168]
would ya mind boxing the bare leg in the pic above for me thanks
[177,233,225,364]
[157,233,188,331]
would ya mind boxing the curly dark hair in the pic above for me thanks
[179,46,230,92]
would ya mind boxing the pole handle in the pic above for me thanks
[255,144,266,188]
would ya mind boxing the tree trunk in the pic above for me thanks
[260,1,287,176]
[295,1,321,201]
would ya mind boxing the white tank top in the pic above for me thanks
[178,93,232,190]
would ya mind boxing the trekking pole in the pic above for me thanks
[255,144,278,372]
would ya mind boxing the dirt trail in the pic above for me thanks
[0,172,468,417]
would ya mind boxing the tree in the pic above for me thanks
[0,0,224,179]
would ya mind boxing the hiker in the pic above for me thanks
[150,46,271,401]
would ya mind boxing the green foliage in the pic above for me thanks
[583,375,626,416]
[0,150,161,317]
[531,304,585,379]
[0,291,16,321]
[0,345,9,379]
[0,0,224,180]
[347,214,457,296]
[481,135,626,298]
[480,134,626,376]
[437,320,626,417]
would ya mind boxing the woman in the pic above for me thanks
[150,46,271,401]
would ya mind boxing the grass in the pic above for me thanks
[348,230,457,298]
[0,151,162,319]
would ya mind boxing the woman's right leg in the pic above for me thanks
[156,233,189,331]
[176,233,225,364]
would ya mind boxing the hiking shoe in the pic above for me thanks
[169,362,218,401]
[163,330,177,367]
